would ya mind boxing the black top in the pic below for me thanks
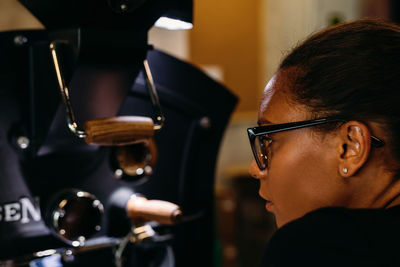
[261,206,400,267]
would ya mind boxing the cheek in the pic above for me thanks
[267,136,335,223]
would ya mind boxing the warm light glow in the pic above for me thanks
[154,17,193,30]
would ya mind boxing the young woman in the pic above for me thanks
[248,19,400,266]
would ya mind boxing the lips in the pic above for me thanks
[257,186,273,211]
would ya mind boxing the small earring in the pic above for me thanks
[342,167,348,174]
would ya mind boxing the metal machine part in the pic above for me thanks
[0,1,234,266]
[112,139,157,181]
[50,40,165,144]
[0,233,174,266]
[45,190,104,246]
[0,190,183,266]
[0,27,237,265]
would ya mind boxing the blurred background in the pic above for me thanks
[148,0,398,266]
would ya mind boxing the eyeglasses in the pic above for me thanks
[247,117,385,170]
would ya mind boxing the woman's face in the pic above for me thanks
[249,69,350,227]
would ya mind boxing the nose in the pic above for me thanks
[249,160,262,179]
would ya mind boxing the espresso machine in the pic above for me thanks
[0,0,237,266]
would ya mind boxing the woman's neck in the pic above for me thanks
[370,174,400,209]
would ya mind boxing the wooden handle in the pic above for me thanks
[84,116,154,146]
[126,196,182,225]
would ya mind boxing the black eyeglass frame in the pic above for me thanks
[247,117,385,170]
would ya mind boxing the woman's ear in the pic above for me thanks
[337,121,372,177]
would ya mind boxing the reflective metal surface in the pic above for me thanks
[46,190,104,246]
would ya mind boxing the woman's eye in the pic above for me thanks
[260,136,273,164]
[261,136,273,145]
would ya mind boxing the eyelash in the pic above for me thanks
[260,135,273,144]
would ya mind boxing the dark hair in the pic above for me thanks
[280,18,400,170]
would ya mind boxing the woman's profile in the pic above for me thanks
[248,19,400,266]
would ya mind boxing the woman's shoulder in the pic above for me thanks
[261,206,400,266]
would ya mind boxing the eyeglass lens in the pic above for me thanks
[254,135,270,170]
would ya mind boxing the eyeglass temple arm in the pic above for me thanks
[371,135,385,148]
[50,41,165,139]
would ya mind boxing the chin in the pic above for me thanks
[275,218,283,228]
[276,219,289,228]
[275,216,298,228]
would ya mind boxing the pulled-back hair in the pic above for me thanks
[280,18,400,171]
